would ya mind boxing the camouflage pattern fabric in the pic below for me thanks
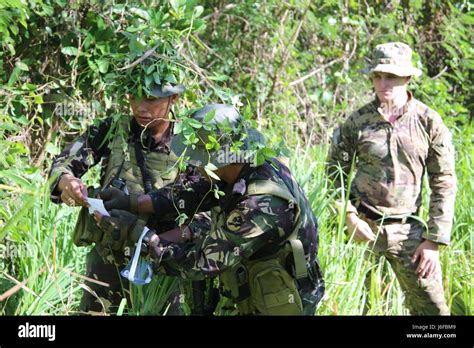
[148,159,325,315]
[361,213,449,315]
[327,93,455,315]
[79,246,131,314]
[363,42,422,77]
[327,93,456,245]
[48,118,172,202]
[49,117,209,315]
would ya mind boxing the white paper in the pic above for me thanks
[87,198,110,216]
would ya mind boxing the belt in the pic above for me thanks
[358,204,409,224]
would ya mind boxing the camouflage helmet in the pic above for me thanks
[363,42,422,77]
[137,50,185,98]
[149,82,185,98]
[171,104,264,168]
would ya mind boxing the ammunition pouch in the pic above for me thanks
[220,243,305,315]
[72,187,103,247]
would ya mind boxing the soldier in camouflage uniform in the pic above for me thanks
[48,75,211,314]
[327,42,456,315]
[96,104,325,315]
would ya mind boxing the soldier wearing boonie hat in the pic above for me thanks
[362,42,422,77]
[328,42,456,315]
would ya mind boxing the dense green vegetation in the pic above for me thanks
[0,0,472,315]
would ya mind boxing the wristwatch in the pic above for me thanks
[140,229,157,253]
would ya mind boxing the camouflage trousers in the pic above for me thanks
[79,245,182,315]
[79,245,131,314]
[361,214,449,315]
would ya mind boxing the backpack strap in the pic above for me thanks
[246,179,307,280]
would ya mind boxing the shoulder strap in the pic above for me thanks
[246,179,295,204]
[134,138,153,193]
[246,179,301,237]
[246,179,307,279]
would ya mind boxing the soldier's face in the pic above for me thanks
[129,95,177,127]
[372,72,410,103]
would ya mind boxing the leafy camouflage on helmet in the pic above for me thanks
[171,104,265,168]
[147,159,324,313]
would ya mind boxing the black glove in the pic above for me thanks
[100,187,139,212]
[97,209,146,250]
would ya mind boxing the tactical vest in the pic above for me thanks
[73,118,179,249]
[103,118,179,194]
[218,177,309,315]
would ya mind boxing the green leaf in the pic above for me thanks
[129,7,151,21]
[164,73,177,84]
[204,110,216,123]
[23,83,37,91]
[0,169,32,189]
[208,74,229,82]
[145,74,153,88]
[170,0,180,13]
[262,147,276,159]
[117,298,127,316]
[7,67,21,86]
[205,162,218,171]
[15,61,29,71]
[14,115,28,125]
[322,90,333,104]
[45,142,60,155]
[146,64,155,74]
[61,46,79,56]
[153,72,161,85]
[87,59,98,72]
[204,167,220,181]
[187,118,203,129]
[34,95,44,104]
[174,121,183,134]
[97,60,109,74]
[194,6,204,17]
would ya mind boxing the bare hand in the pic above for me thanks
[411,239,440,279]
[158,225,192,243]
[58,174,88,207]
[94,211,103,224]
[346,213,376,242]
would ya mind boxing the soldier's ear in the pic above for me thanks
[170,95,178,104]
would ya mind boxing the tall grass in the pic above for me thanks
[289,125,473,315]
[0,169,177,315]
[0,127,472,315]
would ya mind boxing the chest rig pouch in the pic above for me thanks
[219,179,308,315]
[72,118,179,252]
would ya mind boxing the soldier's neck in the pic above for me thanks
[216,164,245,185]
[379,91,409,123]
[150,120,171,143]
[391,91,409,111]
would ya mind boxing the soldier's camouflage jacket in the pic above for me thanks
[48,117,203,232]
[327,94,456,244]
[147,159,324,298]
